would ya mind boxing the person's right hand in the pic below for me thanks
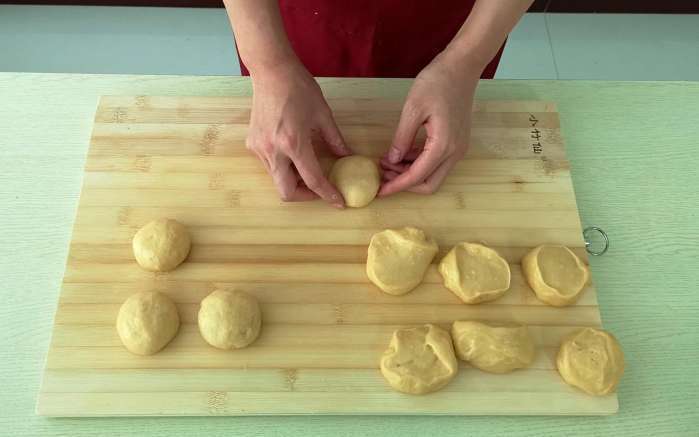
[247,63,350,208]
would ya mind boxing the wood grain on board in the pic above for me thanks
[36,96,617,416]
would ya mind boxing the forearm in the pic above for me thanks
[440,0,533,75]
[223,0,301,77]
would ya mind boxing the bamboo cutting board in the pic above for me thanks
[37,96,618,416]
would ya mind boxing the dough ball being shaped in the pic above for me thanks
[438,243,511,304]
[133,218,191,272]
[522,245,589,307]
[329,155,380,208]
[198,289,262,350]
[366,227,439,295]
[451,321,535,373]
[116,291,180,356]
[380,324,458,395]
[557,328,625,396]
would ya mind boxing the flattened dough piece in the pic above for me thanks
[198,289,262,350]
[438,243,511,304]
[557,327,625,396]
[366,227,439,295]
[380,324,458,395]
[133,218,191,272]
[451,321,535,373]
[116,291,180,355]
[522,245,589,306]
[329,155,380,208]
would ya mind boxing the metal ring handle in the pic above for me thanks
[583,226,609,256]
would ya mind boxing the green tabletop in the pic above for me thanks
[1,73,697,436]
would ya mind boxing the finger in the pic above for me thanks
[386,103,424,164]
[289,141,345,208]
[408,158,457,194]
[378,144,446,197]
[380,146,423,171]
[317,110,352,157]
[381,170,400,181]
[379,159,409,173]
[287,185,318,201]
[251,148,272,172]
[269,155,317,202]
[402,148,423,162]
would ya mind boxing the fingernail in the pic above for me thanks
[388,147,401,163]
[330,193,345,209]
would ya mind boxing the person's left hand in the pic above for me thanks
[379,55,480,196]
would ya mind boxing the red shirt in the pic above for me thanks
[239,0,503,79]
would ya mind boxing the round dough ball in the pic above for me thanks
[380,324,458,395]
[451,321,535,373]
[557,328,624,396]
[329,155,380,208]
[116,291,180,355]
[198,289,262,350]
[132,218,191,272]
[522,245,589,307]
[438,243,511,304]
[366,227,439,295]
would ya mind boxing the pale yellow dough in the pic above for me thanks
[198,289,262,350]
[451,321,535,373]
[132,218,191,272]
[556,327,625,396]
[438,243,511,304]
[366,227,439,295]
[522,245,589,306]
[329,155,380,208]
[116,291,180,356]
[380,324,458,395]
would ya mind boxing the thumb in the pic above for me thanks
[388,103,423,164]
[318,111,351,157]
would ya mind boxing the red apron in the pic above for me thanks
[239,0,504,79]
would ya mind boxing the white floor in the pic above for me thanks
[0,5,698,80]
[496,13,699,80]
[0,5,240,75]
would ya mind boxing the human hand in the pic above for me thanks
[379,56,479,196]
[247,63,351,207]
